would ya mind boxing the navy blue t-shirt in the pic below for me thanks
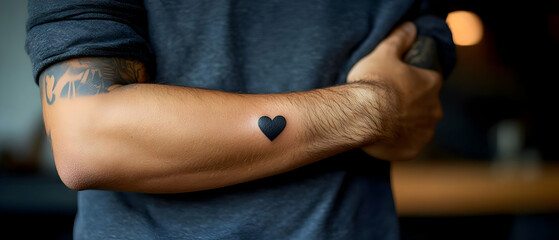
[26,0,455,239]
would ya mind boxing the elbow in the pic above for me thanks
[50,123,107,191]
[44,90,123,191]
[53,144,104,191]
[55,156,96,191]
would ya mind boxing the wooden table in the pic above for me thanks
[392,159,559,216]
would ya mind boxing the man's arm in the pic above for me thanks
[41,58,390,193]
[41,22,429,193]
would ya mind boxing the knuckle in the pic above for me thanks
[427,72,443,88]
[381,38,401,53]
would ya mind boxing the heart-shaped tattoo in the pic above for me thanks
[258,116,286,141]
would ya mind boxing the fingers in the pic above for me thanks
[376,22,417,57]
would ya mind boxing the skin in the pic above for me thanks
[348,22,443,161]
[39,22,443,193]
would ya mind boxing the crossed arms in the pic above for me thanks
[40,22,443,193]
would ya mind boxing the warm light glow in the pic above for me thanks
[446,10,484,46]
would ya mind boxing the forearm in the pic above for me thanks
[42,59,389,193]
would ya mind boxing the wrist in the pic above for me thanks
[299,82,395,150]
[346,81,398,145]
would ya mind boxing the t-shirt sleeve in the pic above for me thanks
[412,0,457,79]
[25,0,153,85]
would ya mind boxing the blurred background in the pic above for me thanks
[1,0,558,239]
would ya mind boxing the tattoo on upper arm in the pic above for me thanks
[258,115,286,141]
[40,58,146,105]
[404,35,441,72]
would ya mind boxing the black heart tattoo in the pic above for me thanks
[258,116,286,141]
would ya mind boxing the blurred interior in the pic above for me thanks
[1,1,558,239]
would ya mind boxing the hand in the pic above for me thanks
[347,22,443,161]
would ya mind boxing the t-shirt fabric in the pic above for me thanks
[26,0,455,239]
